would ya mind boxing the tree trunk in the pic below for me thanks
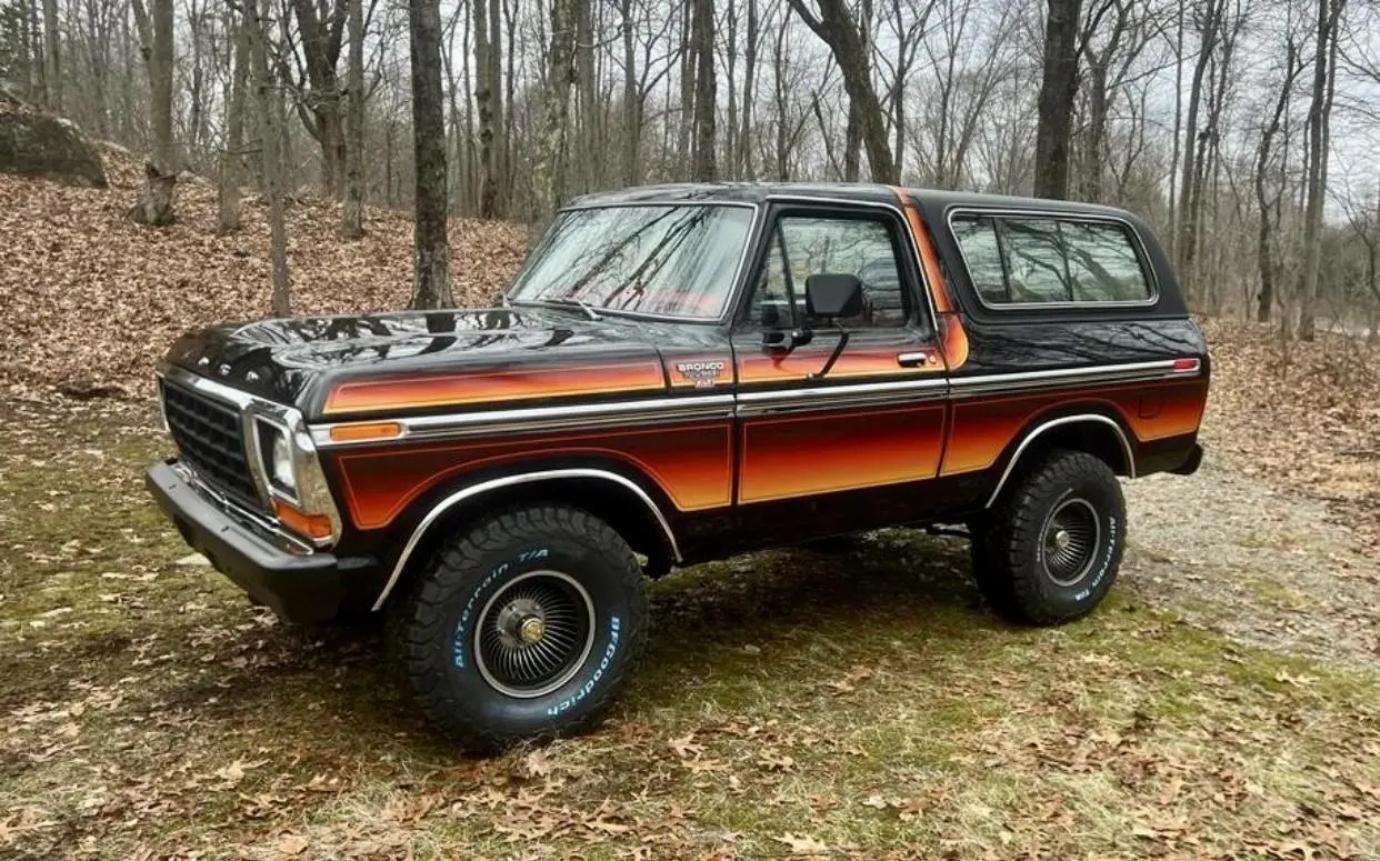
[787,0,896,183]
[248,0,290,316]
[218,10,250,234]
[474,0,498,217]
[1175,0,1222,292]
[739,0,758,178]
[620,0,641,185]
[130,0,178,227]
[488,0,505,210]
[535,0,577,218]
[1032,0,1083,199]
[40,0,59,111]
[1253,41,1297,324]
[290,0,348,198]
[1297,0,1344,341]
[690,0,717,181]
[341,0,365,237]
[409,0,453,309]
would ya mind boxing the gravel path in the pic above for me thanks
[1122,451,1380,666]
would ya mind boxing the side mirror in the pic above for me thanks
[805,273,864,320]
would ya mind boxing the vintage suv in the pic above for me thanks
[147,184,1208,748]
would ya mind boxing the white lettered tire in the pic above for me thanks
[390,504,648,750]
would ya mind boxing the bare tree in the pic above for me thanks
[787,0,898,182]
[341,0,364,237]
[1253,32,1303,323]
[39,0,57,109]
[690,0,717,180]
[248,0,290,315]
[129,0,177,226]
[217,6,250,234]
[535,0,578,216]
[1296,0,1346,341]
[1033,0,1083,199]
[290,0,348,197]
[408,0,452,309]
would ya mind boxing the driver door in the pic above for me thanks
[731,202,949,535]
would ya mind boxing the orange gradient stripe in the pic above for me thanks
[738,404,945,503]
[323,360,667,415]
[942,379,1208,476]
[332,423,733,529]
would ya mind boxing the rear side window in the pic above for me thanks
[951,213,1153,307]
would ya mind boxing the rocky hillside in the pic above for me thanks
[0,112,528,399]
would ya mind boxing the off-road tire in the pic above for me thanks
[971,449,1125,625]
[389,504,648,751]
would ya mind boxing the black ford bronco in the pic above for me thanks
[147,183,1208,748]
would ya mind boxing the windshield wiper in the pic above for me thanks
[548,297,603,321]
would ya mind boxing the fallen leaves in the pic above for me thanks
[0,136,527,402]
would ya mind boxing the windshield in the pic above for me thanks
[507,205,755,320]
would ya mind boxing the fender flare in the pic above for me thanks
[370,468,681,612]
[983,413,1136,509]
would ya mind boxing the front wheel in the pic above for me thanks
[389,504,647,751]
[972,450,1126,625]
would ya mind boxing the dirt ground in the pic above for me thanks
[1,366,1378,859]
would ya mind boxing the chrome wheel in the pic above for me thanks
[473,570,596,698]
[1040,497,1100,586]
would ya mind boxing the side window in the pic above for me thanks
[952,216,1007,304]
[952,213,1153,306]
[772,215,909,327]
[1001,218,1073,303]
[1063,221,1153,302]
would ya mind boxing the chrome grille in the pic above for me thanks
[161,380,262,509]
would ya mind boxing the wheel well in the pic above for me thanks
[378,474,677,611]
[987,415,1134,508]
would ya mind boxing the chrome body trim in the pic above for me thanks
[983,414,1136,509]
[734,377,949,417]
[944,206,1162,311]
[158,362,343,547]
[313,394,737,448]
[370,468,683,612]
[949,359,1194,398]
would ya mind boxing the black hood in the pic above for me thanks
[163,307,702,417]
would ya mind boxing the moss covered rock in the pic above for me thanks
[0,103,107,188]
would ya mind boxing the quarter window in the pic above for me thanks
[952,214,1152,306]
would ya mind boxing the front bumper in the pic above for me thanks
[146,460,371,623]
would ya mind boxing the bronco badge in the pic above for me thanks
[675,360,726,389]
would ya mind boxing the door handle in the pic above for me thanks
[897,351,933,368]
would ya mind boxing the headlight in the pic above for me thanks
[253,413,342,546]
[269,429,297,495]
[258,422,297,497]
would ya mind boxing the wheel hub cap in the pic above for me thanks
[473,570,596,699]
[1041,498,1100,587]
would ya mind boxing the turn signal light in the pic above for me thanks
[328,421,402,443]
[273,499,334,541]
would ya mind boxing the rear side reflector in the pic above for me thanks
[329,421,403,443]
[1172,358,1201,373]
[273,499,334,541]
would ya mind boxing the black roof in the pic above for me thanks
[564,182,1139,221]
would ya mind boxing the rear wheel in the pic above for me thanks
[971,450,1125,625]
[389,504,647,751]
